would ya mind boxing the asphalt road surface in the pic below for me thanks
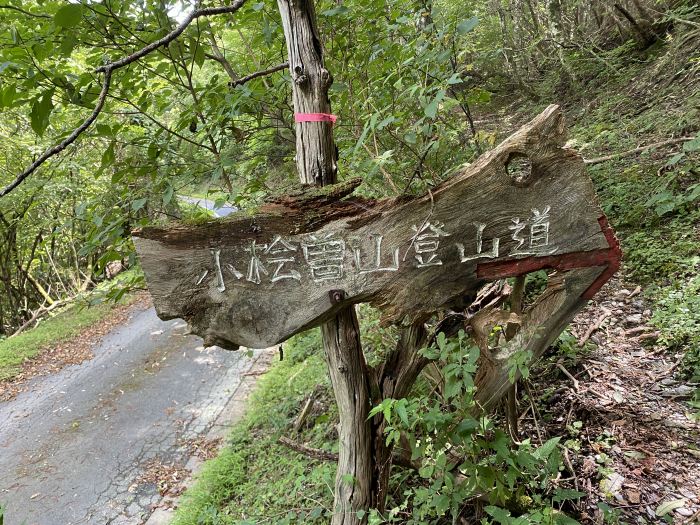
[0,306,263,525]
[177,196,237,218]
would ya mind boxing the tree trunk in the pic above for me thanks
[322,309,373,522]
[276,1,370,522]
[276,0,337,187]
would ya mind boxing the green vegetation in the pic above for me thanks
[173,330,337,524]
[0,295,133,381]
[175,327,582,525]
[2,0,699,523]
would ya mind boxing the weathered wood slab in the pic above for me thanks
[133,105,620,349]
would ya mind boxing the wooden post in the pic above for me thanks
[276,0,372,522]
[134,100,621,520]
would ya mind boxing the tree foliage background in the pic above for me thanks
[1,1,699,521]
[1,0,694,335]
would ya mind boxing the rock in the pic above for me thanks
[626,314,643,325]
[627,489,641,504]
[601,473,625,497]
[679,488,696,500]
[614,289,631,299]
[675,507,693,517]
[643,309,651,316]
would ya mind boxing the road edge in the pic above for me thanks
[144,347,277,525]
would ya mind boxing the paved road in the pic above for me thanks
[177,196,237,218]
[0,306,263,525]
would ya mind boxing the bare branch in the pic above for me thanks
[278,436,338,461]
[229,62,289,88]
[0,4,51,18]
[583,137,694,165]
[95,2,246,74]
[1,0,247,199]
[0,69,113,198]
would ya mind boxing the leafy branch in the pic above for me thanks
[1,0,247,198]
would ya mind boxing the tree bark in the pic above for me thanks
[322,309,373,522]
[277,0,337,186]
[276,1,370,522]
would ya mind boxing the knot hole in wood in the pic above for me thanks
[293,64,307,86]
[320,68,332,89]
[505,152,533,187]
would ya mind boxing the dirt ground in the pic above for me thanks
[527,277,699,524]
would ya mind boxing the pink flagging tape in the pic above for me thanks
[294,113,338,125]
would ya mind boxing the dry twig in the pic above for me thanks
[583,137,694,165]
[578,307,611,347]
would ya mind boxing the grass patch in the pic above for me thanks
[172,329,338,525]
[0,295,134,382]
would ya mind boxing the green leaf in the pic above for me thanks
[655,499,686,517]
[457,16,479,35]
[131,198,147,212]
[552,489,586,503]
[95,124,113,137]
[432,493,450,514]
[1,84,16,107]
[322,5,350,16]
[32,42,50,61]
[485,506,512,524]
[533,437,561,460]
[418,463,434,478]
[654,201,677,216]
[54,4,83,28]
[30,90,55,136]
[666,152,684,166]
[682,137,700,152]
[60,34,78,56]
[684,184,700,203]
[163,184,174,205]
[191,39,205,68]
[424,90,445,119]
[101,141,115,169]
[396,401,408,425]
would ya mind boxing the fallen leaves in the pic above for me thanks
[135,458,190,497]
[0,294,151,402]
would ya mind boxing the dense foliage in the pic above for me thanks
[3,0,695,336]
[1,0,699,523]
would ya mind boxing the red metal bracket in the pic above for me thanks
[476,216,622,300]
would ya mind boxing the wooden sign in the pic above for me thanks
[133,106,620,350]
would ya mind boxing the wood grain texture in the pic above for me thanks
[133,105,614,350]
[276,0,337,185]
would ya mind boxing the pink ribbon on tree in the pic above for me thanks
[294,113,338,125]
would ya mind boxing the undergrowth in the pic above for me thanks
[172,329,337,524]
[173,33,700,525]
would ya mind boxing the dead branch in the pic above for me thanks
[10,297,72,337]
[0,0,247,199]
[556,359,580,391]
[278,436,339,461]
[578,307,611,346]
[277,436,418,471]
[293,391,317,433]
[583,137,694,165]
[0,69,113,198]
[229,63,289,88]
